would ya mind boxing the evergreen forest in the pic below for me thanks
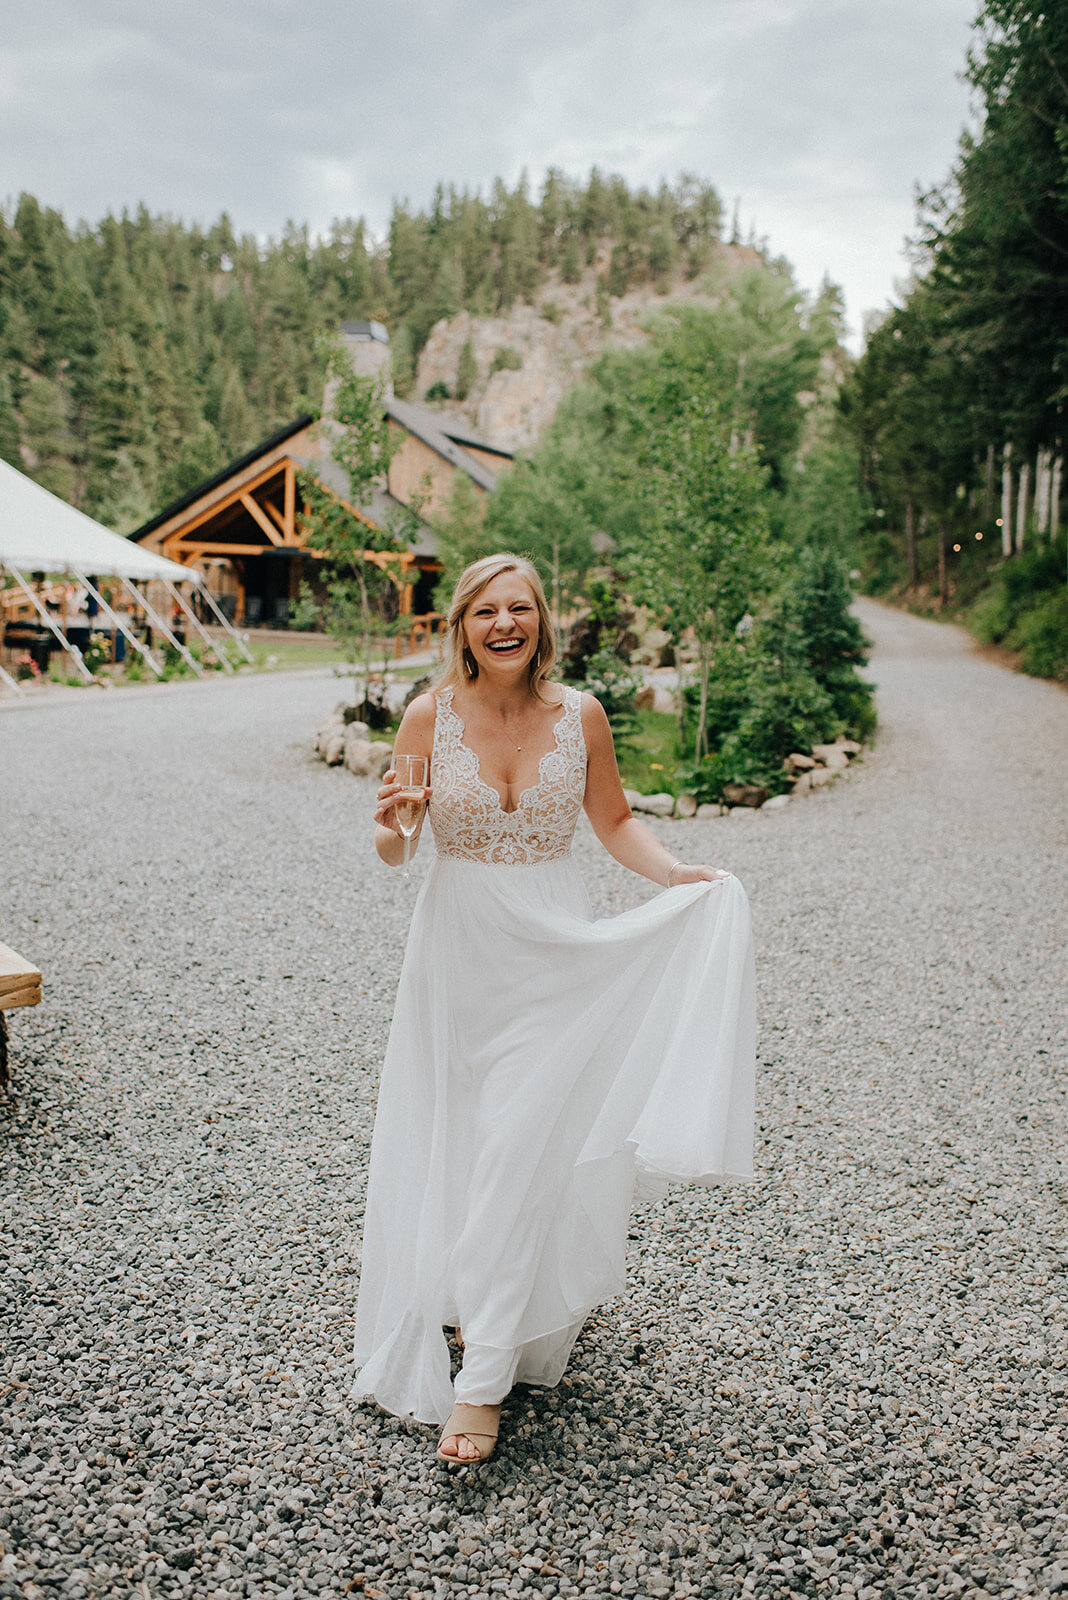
[846,0,1068,680]
[0,170,723,531]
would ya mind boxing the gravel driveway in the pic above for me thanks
[1,599,1066,1600]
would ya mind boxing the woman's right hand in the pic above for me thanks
[374,768,432,835]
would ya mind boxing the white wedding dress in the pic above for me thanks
[352,685,756,1425]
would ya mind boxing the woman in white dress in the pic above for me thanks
[355,553,756,1465]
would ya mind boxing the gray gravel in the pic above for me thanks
[1,599,1066,1600]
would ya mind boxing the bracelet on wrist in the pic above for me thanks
[667,860,684,886]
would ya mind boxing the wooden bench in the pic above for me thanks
[0,940,42,1091]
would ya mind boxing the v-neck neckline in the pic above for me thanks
[446,688,571,815]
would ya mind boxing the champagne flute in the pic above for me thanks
[393,755,429,880]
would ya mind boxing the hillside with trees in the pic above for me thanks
[845,0,1068,680]
[0,170,725,531]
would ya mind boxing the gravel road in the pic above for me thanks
[1,599,1066,1600]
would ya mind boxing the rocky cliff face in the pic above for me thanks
[413,245,761,454]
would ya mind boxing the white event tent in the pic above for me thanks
[0,458,250,692]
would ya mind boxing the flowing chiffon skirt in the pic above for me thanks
[352,854,756,1426]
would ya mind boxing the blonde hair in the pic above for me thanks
[437,553,557,699]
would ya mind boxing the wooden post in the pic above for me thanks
[1015,459,1031,552]
[284,462,296,543]
[1001,444,1014,557]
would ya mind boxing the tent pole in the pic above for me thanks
[120,578,204,677]
[0,660,24,696]
[72,569,164,678]
[163,579,234,672]
[195,582,254,662]
[5,565,95,684]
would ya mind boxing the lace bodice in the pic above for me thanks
[429,685,587,865]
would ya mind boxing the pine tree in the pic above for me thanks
[217,363,255,458]
[20,372,77,500]
[455,337,477,401]
[0,369,22,468]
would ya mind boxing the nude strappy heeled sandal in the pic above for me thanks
[436,1403,500,1466]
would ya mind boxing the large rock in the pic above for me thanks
[343,721,373,760]
[785,752,816,773]
[763,793,791,811]
[676,793,698,818]
[810,766,838,788]
[812,743,850,770]
[837,738,862,756]
[314,714,345,755]
[345,735,393,777]
[696,802,725,819]
[628,791,676,817]
[722,781,768,809]
[322,730,346,766]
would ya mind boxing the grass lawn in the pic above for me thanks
[616,708,682,794]
[245,638,343,670]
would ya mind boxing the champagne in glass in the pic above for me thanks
[393,755,428,880]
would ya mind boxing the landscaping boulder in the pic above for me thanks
[626,790,676,817]
[314,714,345,755]
[785,752,816,773]
[812,743,850,770]
[810,766,838,787]
[676,793,698,818]
[763,793,791,811]
[322,730,346,766]
[722,782,768,809]
[345,728,393,777]
[696,802,725,819]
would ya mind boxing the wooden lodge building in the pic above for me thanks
[130,322,512,628]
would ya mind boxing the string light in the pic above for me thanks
[975,532,983,541]
[953,543,961,552]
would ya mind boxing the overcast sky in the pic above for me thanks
[1,0,978,349]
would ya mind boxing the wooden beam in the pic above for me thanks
[166,541,280,557]
[240,492,285,546]
[284,461,296,543]
[143,440,313,542]
[156,458,292,543]
[263,500,287,534]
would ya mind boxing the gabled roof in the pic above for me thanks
[384,396,506,490]
[128,399,512,550]
[298,451,438,558]
[131,416,315,543]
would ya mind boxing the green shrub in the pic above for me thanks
[424,379,451,401]
[581,645,640,749]
[969,586,1014,644]
[83,632,112,673]
[1013,589,1068,681]
[489,346,523,375]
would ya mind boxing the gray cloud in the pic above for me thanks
[0,0,976,343]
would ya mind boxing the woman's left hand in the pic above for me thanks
[669,863,731,886]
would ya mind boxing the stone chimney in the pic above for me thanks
[323,320,393,418]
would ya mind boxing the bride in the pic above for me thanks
[354,553,756,1465]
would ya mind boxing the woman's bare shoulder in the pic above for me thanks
[578,690,611,728]
[396,692,437,739]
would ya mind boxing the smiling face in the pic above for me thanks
[462,572,541,678]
